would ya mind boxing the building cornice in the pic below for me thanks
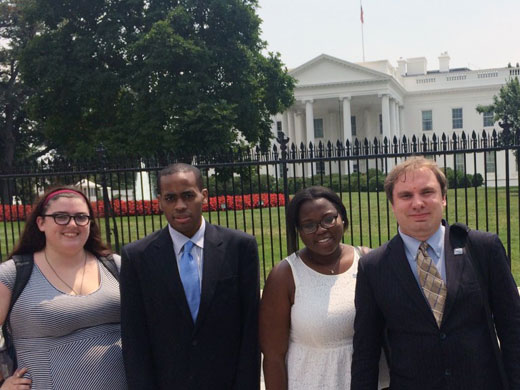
[406,84,502,96]
[295,78,388,90]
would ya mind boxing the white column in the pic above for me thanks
[304,99,315,148]
[394,102,401,139]
[294,110,304,177]
[296,110,305,148]
[398,104,404,139]
[380,94,391,141]
[341,96,352,142]
[304,100,315,177]
[394,99,399,139]
[282,111,289,139]
[389,98,396,140]
[340,96,352,174]
[287,109,296,147]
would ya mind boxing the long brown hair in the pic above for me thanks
[9,186,111,258]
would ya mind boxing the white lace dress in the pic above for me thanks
[286,249,389,389]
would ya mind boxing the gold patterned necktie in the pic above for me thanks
[416,242,447,327]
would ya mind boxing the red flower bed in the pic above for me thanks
[203,193,285,212]
[0,193,285,222]
[0,204,33,222]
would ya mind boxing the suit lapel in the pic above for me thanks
[388,235,438,324]
[442,224,465,324]
[195,223,225,331]
[148,227,194,324]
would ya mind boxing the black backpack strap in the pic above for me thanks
[2,254,34,371]
[98,254,119,282]
[449,223,509,390]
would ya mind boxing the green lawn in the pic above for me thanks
[2,187,519,285]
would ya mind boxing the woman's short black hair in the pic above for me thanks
[286,186,348,235]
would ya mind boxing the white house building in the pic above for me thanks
[272,53,520,185]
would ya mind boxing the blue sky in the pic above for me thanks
[257,0,520,71]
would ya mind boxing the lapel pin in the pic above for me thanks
[454,248,464,255]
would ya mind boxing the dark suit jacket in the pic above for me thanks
[351,223,520,390]
[120,223,261,390]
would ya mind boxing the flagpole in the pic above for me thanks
[360,0,365,62]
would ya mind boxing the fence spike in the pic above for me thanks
[326,140,333,156]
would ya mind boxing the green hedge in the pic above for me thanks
[443,168,483,188]
[287,169,387,193]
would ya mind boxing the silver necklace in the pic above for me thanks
[44,250,87,295]
[306,245,343,274]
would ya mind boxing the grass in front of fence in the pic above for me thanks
[1,187,519,286]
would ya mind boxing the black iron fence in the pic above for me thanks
[1,129,519,282]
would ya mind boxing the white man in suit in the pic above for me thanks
[120,163,261,389]
[351,156,520,390]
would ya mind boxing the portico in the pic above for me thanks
[275,55,405,151]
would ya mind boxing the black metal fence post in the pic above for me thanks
[500,123,512,267]
[277,133,295,255]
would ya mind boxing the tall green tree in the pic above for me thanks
[477,77,520,140]
[19,0,142,159]
[0,0,43,172]
[19,0,294,160]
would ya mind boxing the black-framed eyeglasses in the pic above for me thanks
[299,214,339,234]
[42,213,92,226]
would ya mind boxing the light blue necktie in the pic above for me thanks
[179,240,200,321]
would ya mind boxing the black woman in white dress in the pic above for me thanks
[260,186,388,390]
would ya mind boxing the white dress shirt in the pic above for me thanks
[168,217,206,290]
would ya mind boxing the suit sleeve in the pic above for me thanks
[120,245,158,389]
[487,235,520,389]
[232,236,261,390]
[351,258,384,390]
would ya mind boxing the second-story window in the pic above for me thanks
[351,116,357,136]
[452,108,463,129]
[422,110,433,131]
[483,111,494,127]
[276,121,283,139]
[314,118,324,138]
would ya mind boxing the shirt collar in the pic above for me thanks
[399,224,445,260]
[168,217,206,257]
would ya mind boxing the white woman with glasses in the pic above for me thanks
[260,186,389,390]
[0,186,127,390]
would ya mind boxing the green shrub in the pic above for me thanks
[443,168,483,189]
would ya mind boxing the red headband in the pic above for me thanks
[42,189,84,207]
